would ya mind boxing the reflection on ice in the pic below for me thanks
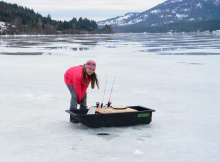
[177,62,204,65]
[1,52,43,55]
[1,33,220,55]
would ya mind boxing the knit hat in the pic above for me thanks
[85,60,96,71]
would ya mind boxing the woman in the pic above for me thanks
[64,60,99,112]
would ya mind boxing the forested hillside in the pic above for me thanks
[0,1,113,35]
[113,19,220,33]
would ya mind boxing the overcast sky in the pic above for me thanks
[3,0,167,21]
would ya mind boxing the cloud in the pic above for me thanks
[4,0,167,21]
[5,0,166,11]
[40,8,129,21]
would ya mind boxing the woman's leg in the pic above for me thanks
[66,85,77,110]
[66,85,79,123]
[80,92,87,110]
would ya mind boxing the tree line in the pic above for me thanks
[0,1,113,35]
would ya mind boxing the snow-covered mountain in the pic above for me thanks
[98,0,220,27]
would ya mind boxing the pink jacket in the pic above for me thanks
[64,66,91,102]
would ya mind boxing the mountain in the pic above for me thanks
[98,0,220,32]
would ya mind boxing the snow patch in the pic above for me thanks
[166,15,173,18]
[181,8,191,12]
[0,21,7,33]
[196,2,203,8]
[175,14,188,19]
[172,9,177,14]
[214,0,220,5]
[170,0,183,3]
[134,149,144,155]
[150,10,161,14]
[213,30,220,34]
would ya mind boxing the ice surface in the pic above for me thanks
[0,33,220,162]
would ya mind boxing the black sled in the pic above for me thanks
[65,106,155,128]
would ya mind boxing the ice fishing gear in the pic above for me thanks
[108,76,116,107]
[101,77,107,108]
[107,101,112,107]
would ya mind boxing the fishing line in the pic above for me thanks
[101,76,107,108]
[108,76,116,107]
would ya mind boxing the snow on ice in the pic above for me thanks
[0,33,220,162]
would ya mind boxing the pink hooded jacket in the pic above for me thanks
[64,66,91,102]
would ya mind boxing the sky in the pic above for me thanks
[3,0,167,21]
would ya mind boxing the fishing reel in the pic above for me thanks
[96,102,100,108]
[107,101,112,107]
[96,101,112,108]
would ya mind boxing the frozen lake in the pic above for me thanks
[0,33,220,162]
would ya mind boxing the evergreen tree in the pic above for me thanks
[0,1,113,34]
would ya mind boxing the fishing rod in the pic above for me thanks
[100,76,107,108]
[107,76,116,107]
